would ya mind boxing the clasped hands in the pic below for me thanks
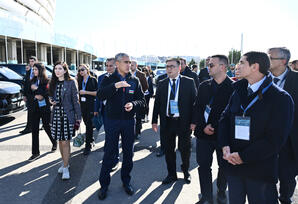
[222,146,243,165]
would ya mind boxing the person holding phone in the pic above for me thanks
[49,61,81,180]
[28,63,57,161]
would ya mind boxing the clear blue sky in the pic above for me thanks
[54,0,298,59]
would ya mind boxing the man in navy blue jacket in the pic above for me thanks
[218,51,294,204]
[268,47,298,204]
[97,53,145,200]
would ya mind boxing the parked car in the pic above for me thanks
[0,64,51,78]
[0,66,24,88]
[0,81,24,115]
[153,69,167,85]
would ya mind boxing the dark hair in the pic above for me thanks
[29,56,37,61]
[191,64,198,70]
[166,58,181,66]
[31,63,48,85]
[292,60,298,65]
[49,61,71,97]
[77,64,91,85]
[211,55,229,67]
[243,51,270,75]
[105,58,115,66]
[179,57,186,64]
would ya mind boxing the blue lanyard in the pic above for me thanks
[241,82,272,116]
[169,76,180,98]
[82,76,89,90]
[35,79,39,86]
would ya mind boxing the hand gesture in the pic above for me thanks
[203,124,214,135]
[124,102,133,112]
[115,81,131,89]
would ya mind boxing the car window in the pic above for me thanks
[0,67,23,80]
[156,70,166,75]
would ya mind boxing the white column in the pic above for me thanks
[39,44,47,65]
[7,39,17,63]
[58,48,64,61]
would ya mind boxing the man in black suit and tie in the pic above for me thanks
[198,56,211,83]
[152,58,197,184]
[268,47,298,204]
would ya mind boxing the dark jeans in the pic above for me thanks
[164,118,191,177]
[99,118,135,189]
[227,175,278,204]
[31,107,55,155]
[278,146,298,204]
[196,138,227,201]
[82,110,94,149]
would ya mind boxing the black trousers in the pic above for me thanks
[145,95,150,115]
[278,144,298,204]
[196,138,227,201]
[82,110,94,149]
[164,117,191,177]
[31,107,55,155]
[25,98,34,130]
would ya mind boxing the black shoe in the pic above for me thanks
[111,162,119,172]
[196,198,214,204]
[51,142,57,152]
[183,172,191,184]
[156,149,164,157]
[123,184,134,195]
[162,175,177,184]
[98,188,107,200]
[28,154,40,161]
[20,128,32,134]
[83,148,91,155]
[217,191,227,204]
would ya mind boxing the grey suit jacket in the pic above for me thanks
[53,79,81,124]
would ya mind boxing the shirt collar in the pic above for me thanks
[248,76,266,93]
[273,68,288,80]
[170,74,180,82]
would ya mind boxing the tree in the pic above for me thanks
[199,59,205,69]
[228,49,241,65]
[188,58,196,67]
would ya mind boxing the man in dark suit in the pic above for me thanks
[20,56,38,134]
[180,57,200,89]
[131,60,148,140]
[195,55,234,204]
[152,58,197,184]
[218,51,294,204]
[198,56,211,83]
[268,47,298,204]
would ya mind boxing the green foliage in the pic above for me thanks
[228,49,241,65]
[199,59,205,69]
[188,58,196,67]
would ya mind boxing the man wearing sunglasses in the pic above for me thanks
[268,47,298,204]
[194,55,233,204]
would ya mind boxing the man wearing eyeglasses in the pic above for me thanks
[194,55,233,204]
[97,53,145,200]
[152,58,197,185]
[218,51,294,204]
[268,47,298,204]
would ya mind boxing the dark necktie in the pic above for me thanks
[247,87,253,96]
[168,79,176,116]
[273,77,280,84]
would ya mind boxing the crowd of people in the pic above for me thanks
[19,47,298,203]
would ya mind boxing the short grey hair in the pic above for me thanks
[268,47,291,65]
[115,53,129,62]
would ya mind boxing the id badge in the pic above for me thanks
[235,116,250,141]
[38,99,46,107]
[170,100,179,114]
[204,105,211,123]
[81,97,86,102]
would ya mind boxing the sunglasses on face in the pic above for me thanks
[78,68,86,72]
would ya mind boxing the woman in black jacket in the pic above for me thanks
[77,64,98,155]
[28,63,57,161]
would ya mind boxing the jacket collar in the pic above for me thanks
[112,69,132,80]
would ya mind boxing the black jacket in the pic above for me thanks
[181,66,200,90]
[218,76,294,183]
[78,76,98,112]
[198,67,210,83]
[279,68,298,163]
[152,75,197,132]
[30,79,50,112]
[97,70,145,120]
[194,77,234,140]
